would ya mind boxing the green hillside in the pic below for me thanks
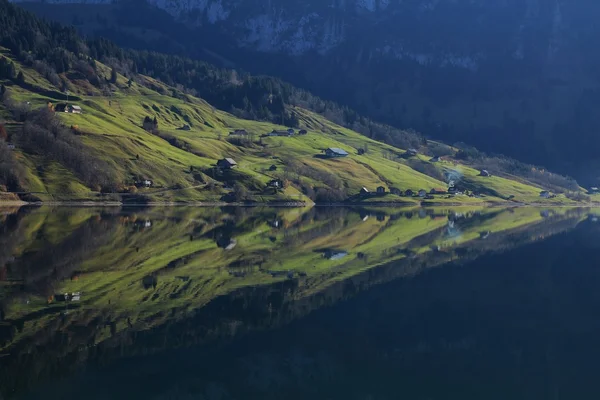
[0,45,589,205]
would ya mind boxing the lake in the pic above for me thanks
[1,206,599,399]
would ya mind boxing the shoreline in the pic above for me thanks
[1,200,599,208]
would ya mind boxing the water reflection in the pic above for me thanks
[0,206,598,399]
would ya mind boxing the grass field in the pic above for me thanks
[0,47,584,205]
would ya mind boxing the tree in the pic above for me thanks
[127,77,133,87]
[0,124,7,141]
[232,183,248,202]
[16,71,24,84]
[110,66,117,84]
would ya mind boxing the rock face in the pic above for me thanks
[13,0,592,64]
[12,0,600,181]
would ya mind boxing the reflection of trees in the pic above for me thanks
[9,216,120,298]
[0,207,589,398]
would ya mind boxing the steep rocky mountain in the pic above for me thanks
[12,0,600,183]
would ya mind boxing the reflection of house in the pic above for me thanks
[142,275,157,289]
[52,292,82,302]
[323,250,348,260]
[229,129,249,136]
[217,158,238,169]
[217,237,237,250]
[325,148,349,158]
[268,179,284,189]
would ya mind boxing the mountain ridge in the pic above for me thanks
[14,0,600,183]
[0,0,593,205]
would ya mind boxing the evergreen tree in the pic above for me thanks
[16,71,24,84]
[110,66,117,84]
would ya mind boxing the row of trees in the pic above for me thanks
[0,0,425,150]
[2,90,116,192]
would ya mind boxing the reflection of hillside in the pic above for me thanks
[0,206,593,398]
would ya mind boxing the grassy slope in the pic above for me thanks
[0,48,574,204]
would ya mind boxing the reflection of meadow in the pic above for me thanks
[0,205,597,398]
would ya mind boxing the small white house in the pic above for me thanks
[540,191,551,198]
[68,105,82,114]
[7,144,15,150]
[143,180,153,188]
[418,189,427,197]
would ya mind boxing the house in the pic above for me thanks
[268,129,293,137]
[179,124,191,131]
[407,148,418,157]
[323,250,348,260]
[325,148,349,158]
[269,164,278,171]
[68,105,82,114]
[479,169,491,177]
[7,144,15,150]
[229,129,249,136]
[418,189,427,197]
[448,186,458,194]
[54,103,67,112]
[298,129,308,135]
[430,188,447,195]
[376,186,386,194]
[217,158,238,169]
[429,156,440,162]
[589,187,599,194]
[268,179,284,189]
[360,187,370,195]
[540,190,552,198]
[404,189,415,197]
[424,194,434,200]
[143,180,153,188]
[390,187,402,196]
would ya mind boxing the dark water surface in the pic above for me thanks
[1,206,599,399]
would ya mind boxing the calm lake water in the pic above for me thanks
[1,206,600,399]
